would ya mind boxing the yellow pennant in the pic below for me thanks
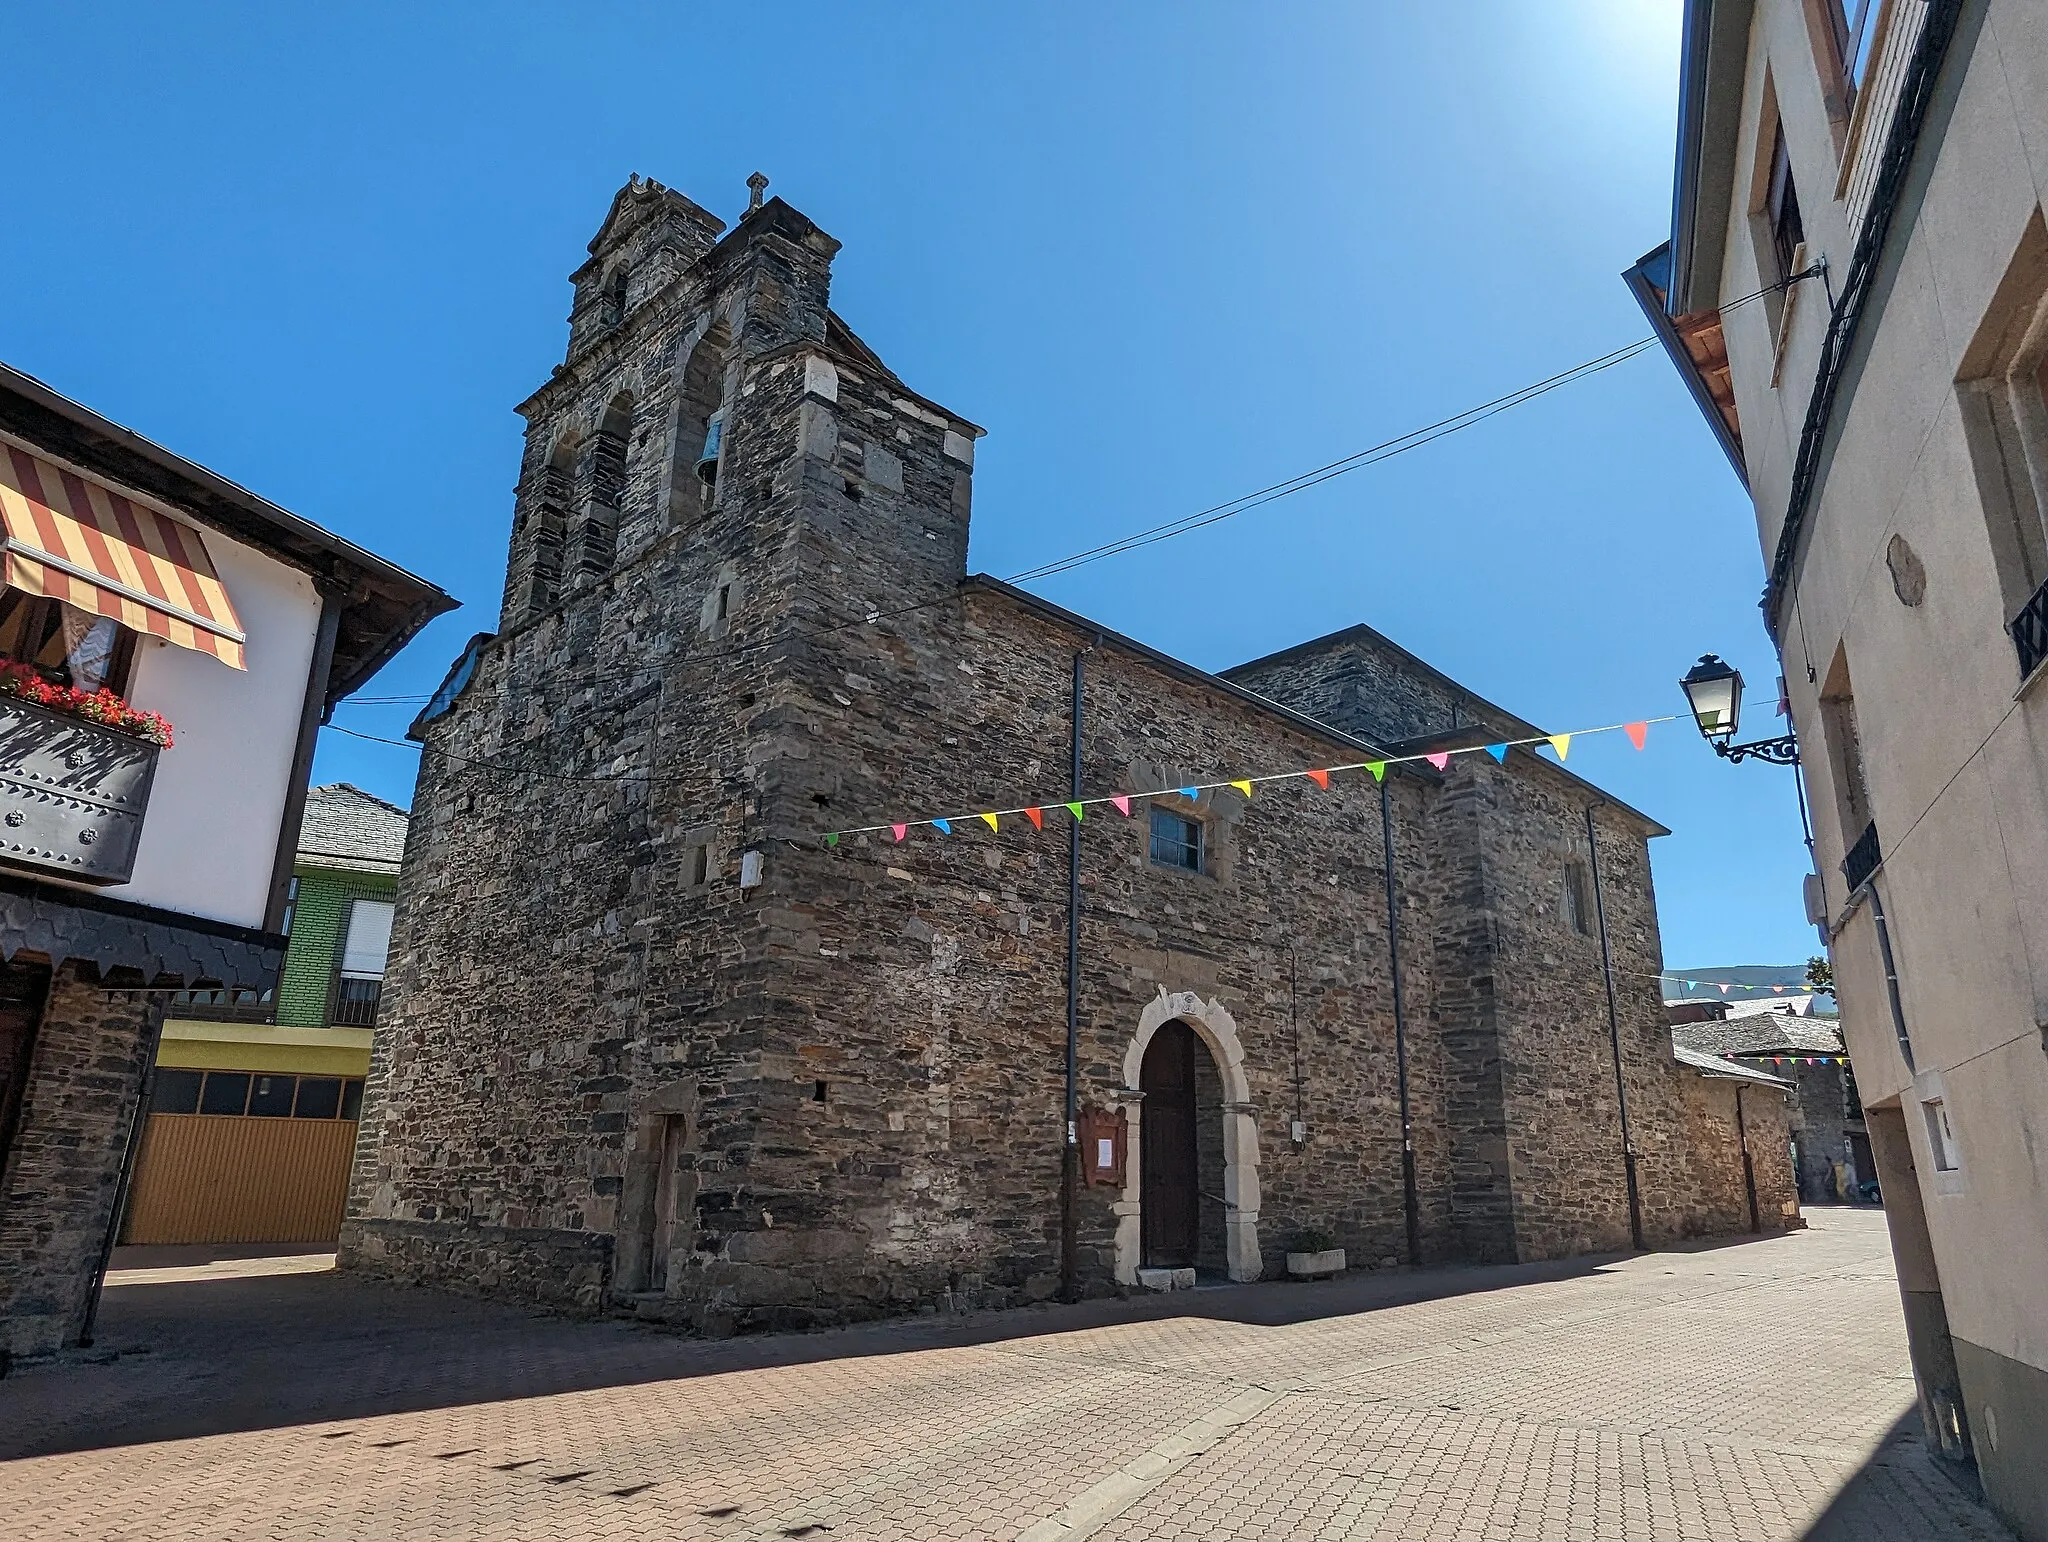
[1231,780,1254,797]
[1548,734,1571,761]
[979,812,1000,831]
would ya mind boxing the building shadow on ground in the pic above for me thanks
[1799,1413,2010,1539]
[1,1228,1807,1461]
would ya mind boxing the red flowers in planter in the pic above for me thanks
[0,661,174,748]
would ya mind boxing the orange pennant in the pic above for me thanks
[1024,807,1044,830]
[1305,768,1329,789]
[1624,721,1648,751]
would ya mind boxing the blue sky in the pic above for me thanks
[0,2,1812,970]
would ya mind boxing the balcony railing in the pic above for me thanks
[1842,820,1883,893]
[0,695,159,885]
[333,976,383,1027]
[2010,574,2048,681]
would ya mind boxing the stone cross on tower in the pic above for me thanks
[747,172,769,212]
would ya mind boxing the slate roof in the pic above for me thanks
[297,784,410,876]
[1671,1013,1844,1058]
[1672,1042,1796,1089]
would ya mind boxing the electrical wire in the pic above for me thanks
[324,267,1823,779]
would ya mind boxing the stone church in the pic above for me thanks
[341,177,1792,1328]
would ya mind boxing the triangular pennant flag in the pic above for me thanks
[1025,807,1044,830]
[1179,787,1199,800]
[1718,983,1729,994]
[1624,721,1648,751]
[1771,985,1785,994]
[979,812,1000,831]
[932,818,952,835]
[825,832,840,849]
[891,824,908,843]
[1548,734,1571,761]
[1066,802,1085,822]
[1231,780,1254,797]
[1112,796,1131,816]
[1425,753,1451,771]
[1305,768,1329,789]
[1485,744,1508,763]
[1367,762,1386,782]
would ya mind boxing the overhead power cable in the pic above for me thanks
[323,269,1819,779]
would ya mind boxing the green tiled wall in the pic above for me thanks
[276,866,397,1028]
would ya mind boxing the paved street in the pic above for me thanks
[0,1209,2009,1541]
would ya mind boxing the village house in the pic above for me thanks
[342,177,1794,1331]
[1630,0,2048,1528]
[0,365,450,1360]
[119,785,408,1250]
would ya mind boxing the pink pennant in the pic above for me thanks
[1425,753,1451,771]
[1771,985,1785,994]
[1112,796,1131,816]
[1624,721,1648,751]
[891,824,908,843]
[1305,768,1329,789]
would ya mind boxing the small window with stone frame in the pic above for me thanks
[1149,809,1203,873]
[1564,860,1593,936]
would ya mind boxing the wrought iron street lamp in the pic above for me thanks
[1679,654,1799,766]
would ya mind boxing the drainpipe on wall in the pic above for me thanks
[1585,804,1646,1251]
[1380,778,1421,1267]
[1059,647,1085,1303]
[1735,1083,1760,1234]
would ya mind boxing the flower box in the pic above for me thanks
[1286,1247,1346,1280]
[0,693,160,885]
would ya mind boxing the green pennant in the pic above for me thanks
[1066,802,1085,822]
[1367,762,1387,782]
[825,832,840,849]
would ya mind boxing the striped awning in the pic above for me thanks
[0,442,246,669]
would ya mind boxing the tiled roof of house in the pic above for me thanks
[297,783,410,875]
[1672,1042,1796,1089]
[1671,1013,1844,1058]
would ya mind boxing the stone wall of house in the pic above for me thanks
[1667,1073,1800,1238]
[0,962,158,1358]
[346,178,1792,1331]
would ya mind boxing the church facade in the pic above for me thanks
[339,178,1792,1329]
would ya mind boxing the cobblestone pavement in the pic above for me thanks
[0,1210,2011,1540]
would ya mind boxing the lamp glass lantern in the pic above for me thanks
[1681,654,1743,745]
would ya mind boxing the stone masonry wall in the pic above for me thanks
[1225,630,1532,748]
[0,963,159,1357]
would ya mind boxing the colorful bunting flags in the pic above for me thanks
[822,714,1682,848]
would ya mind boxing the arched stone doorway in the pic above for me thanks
[1115,990,1261,1283]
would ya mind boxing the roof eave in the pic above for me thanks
[1670,0,1757,316]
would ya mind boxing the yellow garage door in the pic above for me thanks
[123,1114,360,1246]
